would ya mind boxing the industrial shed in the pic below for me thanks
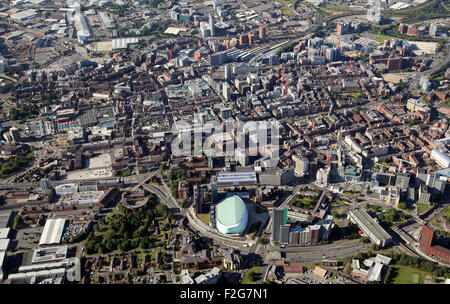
[39,218,66,246]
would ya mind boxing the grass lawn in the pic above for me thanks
[280,0,295,5]
[302,264,316,270]
[196,213,210,225]
[374,33,394,44]
[241,266,260,284]
[430,207,447,229]
[280,6,292,15]
[291,195,316,209]
[416,203,431,215]
[389,265,433,284]
[323,4,353,11]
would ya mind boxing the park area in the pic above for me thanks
[290,194,317,210]
[84,196,175,254]
[389,265,435,284]
[196,213,210,225]
[416,203,431,215]
[241,266,261,284]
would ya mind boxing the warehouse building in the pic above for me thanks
[0,228,9,239]
[39,218,66,246]
[348,208,392,247]
[112,37,139,50]
[0,211,12,229]
[216,171,257,187]
[430,149,450,168]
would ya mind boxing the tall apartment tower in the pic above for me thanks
[210,176,218,203]
[259,25,266,41]
[280,224,290,244]
[336,22,349,35]
[271,208,287,243]
[222,82,231,101]
[293,155,309,177]
[224,64,232,80]
[209,13,215,37]
[193,185,204,213]
[398,23,407,34]
[429,23,438,37]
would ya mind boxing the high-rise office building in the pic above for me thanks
[337,22,349,35]
[210,176,218,202]
[325,48,339,62]
[210,52,227,66]
[223,82,231,101]
[271,208,287,243]
[239,34,248,45]
[280,224,290,244]
[193,184,204,213]
[209,13,215,37]
[293,155,309,177]
[398,23,407,34]
[309,225,320,245]
[429,23,438,37]
[259,25,266,41]
[224,64,232,80]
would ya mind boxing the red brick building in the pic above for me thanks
[419,224,450,265]
[398,23,408,34]
[387,57,403,71]
[407,26,419,36]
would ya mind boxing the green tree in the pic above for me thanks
[181,198,188,208]
[156,204,170,216]
[13,215,22,230]
[248,270,257,282]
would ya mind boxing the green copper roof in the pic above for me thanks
[216,195,245,226]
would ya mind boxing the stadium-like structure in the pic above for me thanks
[215,195,248,234]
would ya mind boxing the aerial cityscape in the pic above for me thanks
[0,0,449,287]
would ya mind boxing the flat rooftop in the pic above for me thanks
[217,171,257,184]
[349,208,391,242]
[39,218,66,246]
